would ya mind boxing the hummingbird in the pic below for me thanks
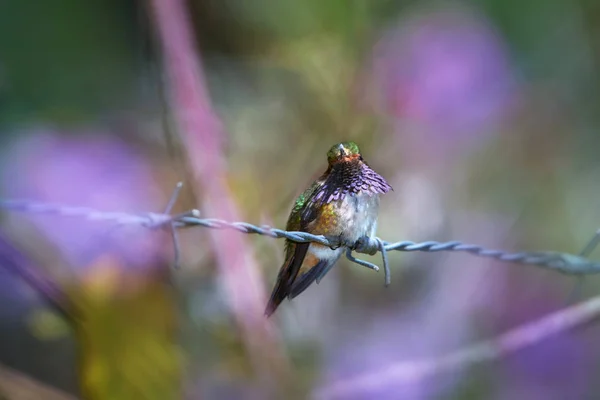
[265,141,392,317]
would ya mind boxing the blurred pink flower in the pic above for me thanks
[371,7,519,140]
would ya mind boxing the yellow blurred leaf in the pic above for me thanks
[27,308,71,341]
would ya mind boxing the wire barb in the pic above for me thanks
[164,181,183,215]
[378,238,390,286]
[345,247,379,272]
[163,182,184,269]
[567,228,600,303]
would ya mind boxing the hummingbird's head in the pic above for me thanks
[327,141,362,165]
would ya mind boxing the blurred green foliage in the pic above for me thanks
[0,0,140,126]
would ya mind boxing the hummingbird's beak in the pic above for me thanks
[336,143,344,157]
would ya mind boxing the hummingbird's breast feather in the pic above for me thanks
[296,192,380,277]
[308,192,380,244]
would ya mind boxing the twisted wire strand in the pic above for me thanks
[1,198,599,278]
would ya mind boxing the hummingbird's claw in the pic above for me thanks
[354,236,379,255]
[326,235,345,250]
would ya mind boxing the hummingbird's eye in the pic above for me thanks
[359,155,364,161]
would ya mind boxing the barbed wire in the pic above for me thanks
[2,183,600,397]
[1,182,599,286]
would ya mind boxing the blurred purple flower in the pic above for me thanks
[493,292,593,400]
[371,7,519,141]
[319,258,491,399]
[497,333,591,400]
[317,214,519,399]
[0,129,165,274]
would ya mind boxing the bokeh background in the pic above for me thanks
[1,0,600,399]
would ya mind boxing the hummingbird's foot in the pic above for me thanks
[354,236,379,255]
[326,234,345,250]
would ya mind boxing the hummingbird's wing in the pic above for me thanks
[265,177,328,316]
[288,255,340,298]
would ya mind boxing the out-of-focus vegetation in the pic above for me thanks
[1,0,600,399]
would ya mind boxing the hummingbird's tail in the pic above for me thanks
[265,279,287,317]
[265,242,310,317]
[265,257,337,317]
